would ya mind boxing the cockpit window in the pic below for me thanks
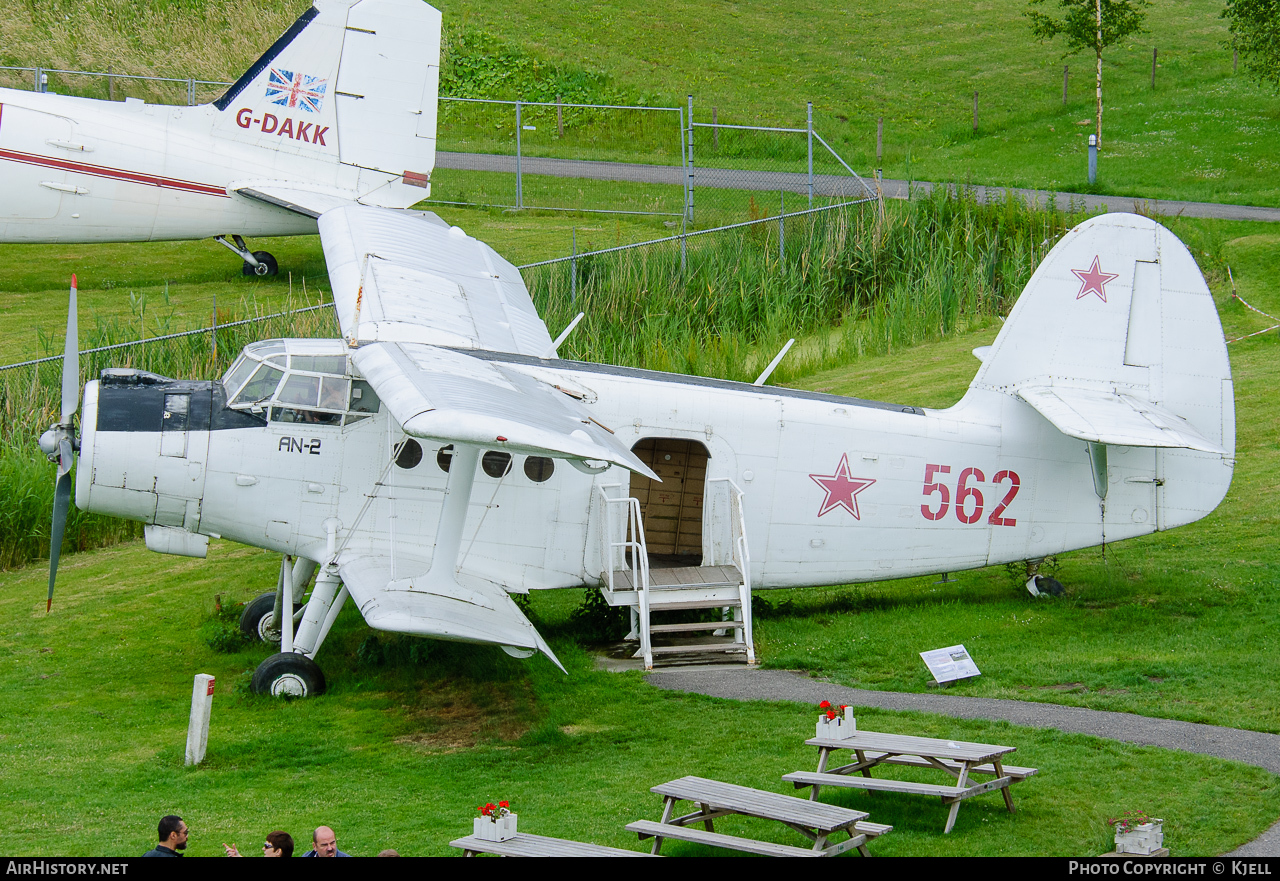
[222,355,257,400]
[291,354,347,374]
[232,364,284,406]
[278,373,320,407]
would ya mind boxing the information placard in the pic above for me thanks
[919,645,980,684]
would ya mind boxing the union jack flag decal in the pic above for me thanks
[265,68,327,113]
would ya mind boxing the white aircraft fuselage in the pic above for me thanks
[74,346,1232,594]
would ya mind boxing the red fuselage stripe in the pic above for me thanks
[0,104,229,198]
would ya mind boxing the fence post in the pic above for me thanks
[973,91,978,132]
[571,227,577,306]
[1151,48,1157,90]
[515,101,523,209]
[33,66,40,92]
[1063,65,1069,105]
[188,78,195,105]
[686,95,695,223]
[876,116,883,174]
[108,64,114,101]
[779,190,785,261]
[556,94,564,137]
[806,102,814,207]
[712,106,718,150]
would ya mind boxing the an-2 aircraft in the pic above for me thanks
[40,208,1234,694]
[0,0,440,275]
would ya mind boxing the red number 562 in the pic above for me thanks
[920,464,1020,527]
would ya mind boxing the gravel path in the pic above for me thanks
[436,152,1280,223]
[647,667,1280,856]
[437,151,1280,221]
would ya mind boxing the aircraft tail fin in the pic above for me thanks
[213,0,440,209]
[969,212,1234,460]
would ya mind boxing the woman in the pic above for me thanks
[224,830,293,857]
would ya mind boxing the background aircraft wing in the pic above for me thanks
[318,204,556,356]
[337,554,565,672]
[351,341,657,477]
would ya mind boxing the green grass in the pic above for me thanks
[1,540,1278,857]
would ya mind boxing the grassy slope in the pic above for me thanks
[436,0,1280,205]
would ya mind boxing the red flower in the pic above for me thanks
[499,801,510,809]
[826,709,837,720]
[818,700,832,710]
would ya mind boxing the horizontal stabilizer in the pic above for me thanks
[339,556,564,672]
[1018,385,1227,454]
[352,341,659,479]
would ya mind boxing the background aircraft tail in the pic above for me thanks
[212,0,439,208]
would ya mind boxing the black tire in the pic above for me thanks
[239,592,304,642]
[239,592,280,642]
[251,652,326,698]
[241,250,279,277]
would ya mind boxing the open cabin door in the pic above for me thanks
[628,437,709,565]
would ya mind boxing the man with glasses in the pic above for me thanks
[224,830,294,857]
[143,816,188,857]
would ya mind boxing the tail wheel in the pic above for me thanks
[252,652,327,698]
[239,592,304,642]
[241,251,279,277]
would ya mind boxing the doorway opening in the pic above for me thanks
[628,437,709,567]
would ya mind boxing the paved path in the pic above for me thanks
[437,152,1280,223]
[647,666,1280,856]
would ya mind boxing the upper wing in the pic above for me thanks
[338,555,565,672]
[319,204,555,356]
[1017,385,1228,454]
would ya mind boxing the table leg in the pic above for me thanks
[699,802,715,832]
[651,796,675,855]
[994,758,1015,813]
[943,764,971,834]
[810,747,831,801]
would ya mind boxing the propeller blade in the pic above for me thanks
[57,436,73,479]
[48,469,71,613]
[60,275,78,424]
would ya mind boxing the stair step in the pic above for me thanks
[645,598,742,612]
[649,643,749,655]
[649,621,744,634]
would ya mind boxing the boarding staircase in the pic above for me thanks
[594,478,756,670]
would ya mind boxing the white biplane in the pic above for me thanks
[0,0,440,275]
[39,207,1234,694]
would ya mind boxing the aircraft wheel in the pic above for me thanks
[252,652,327,698]
[239,592,281,642]
[241,251,279,277]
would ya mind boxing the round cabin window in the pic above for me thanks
[482,451,513,478]
[437,444,453,472]
[524,456,555,483]
[394,439,423,469]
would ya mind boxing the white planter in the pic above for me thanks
[473,814,518,842]
[1114,821,1163,855]
[816,709,857,740]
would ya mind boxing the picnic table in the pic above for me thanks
[450,831,659,857]
[783,730,1038,833]
[626,775,892,856]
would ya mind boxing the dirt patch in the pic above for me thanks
[391,679,536,752]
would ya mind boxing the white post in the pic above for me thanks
[184,674,215,766]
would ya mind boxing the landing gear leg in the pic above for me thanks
[214,234,278,277]
[251,557,333,697]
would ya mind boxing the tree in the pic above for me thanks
[1025,0,1151,149]
[1223,0,1280,90]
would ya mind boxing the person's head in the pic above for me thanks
[312,826,338,857]
[158,815,188,850]
[264,831,293,858]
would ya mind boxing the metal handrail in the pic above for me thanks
[596,484,649,594]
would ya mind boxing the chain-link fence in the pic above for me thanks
[0,65,231,106]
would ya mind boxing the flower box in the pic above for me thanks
[816,705,857,740]
[1114,821,1163,855]
[473,813,518,842]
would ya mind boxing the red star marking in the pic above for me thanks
[809,454,876,519]
[1071,256,1119,302]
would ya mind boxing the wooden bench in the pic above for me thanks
[630,775,891,856]
[784,770,1015,801]
[450,831,658,857]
